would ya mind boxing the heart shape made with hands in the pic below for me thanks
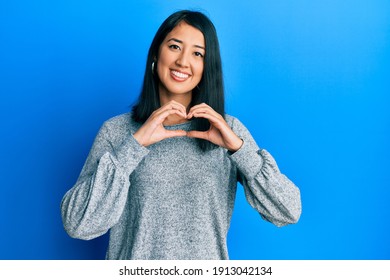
[133,102,243,152]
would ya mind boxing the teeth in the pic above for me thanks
[172,70,189,79]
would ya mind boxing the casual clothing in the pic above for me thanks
[61,113,301,259]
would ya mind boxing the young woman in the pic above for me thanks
[61,10,302,260]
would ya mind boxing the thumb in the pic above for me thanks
[163,129,187,139]
[186,130,208,140]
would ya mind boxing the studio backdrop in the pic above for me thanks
[1,0,389,259]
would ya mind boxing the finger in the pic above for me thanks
[152,101,187,119]
[190,110,222,121]
[188,102,210,111]
[188,103,210,116]
[190,111,222,125]
[186,130,209,140]
[158,105,187,116]
[158,105,186,117]
[156,109,187,123]
[191,111,233,138]
[188,105,222,120]
[163,100,187,116]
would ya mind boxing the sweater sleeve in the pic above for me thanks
[60,121,149,240]
[228,117,302,227]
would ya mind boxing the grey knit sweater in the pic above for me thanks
[61,113,301,259]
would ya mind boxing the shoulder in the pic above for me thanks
[100,112,140,137]
[224,114,245,129]
[224,114,236,125]
[224,113,254,140]
[104,112,131,126]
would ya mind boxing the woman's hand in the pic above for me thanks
[133,100,187,147]
[187,103,243,152]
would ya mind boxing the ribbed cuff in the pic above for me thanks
[228,140,263,180]
[116,134,149,174]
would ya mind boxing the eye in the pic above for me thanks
[168,44,181,50]
[194,51,204,58]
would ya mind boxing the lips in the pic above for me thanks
[170,70,190,81]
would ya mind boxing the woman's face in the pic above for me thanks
[157,21,205,100]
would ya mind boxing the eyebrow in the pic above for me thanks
[167,38,205,50]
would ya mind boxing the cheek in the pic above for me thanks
[156,49,171,71]
[157,57,167,73]
[156,63,164,77]
[191,58,204,73]
[195,63,204,80]
[156,59,171,82]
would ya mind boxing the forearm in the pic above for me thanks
[61,153,129,239]
[230,143,302,226]
[61,134,149,240]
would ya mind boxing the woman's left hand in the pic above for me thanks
[187,103,243,152]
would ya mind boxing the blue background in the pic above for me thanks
[1,0,389,259]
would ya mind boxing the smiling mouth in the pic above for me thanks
[171,70,190,80]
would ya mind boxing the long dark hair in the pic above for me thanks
[132,10,225,151]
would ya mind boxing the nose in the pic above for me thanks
[176,51,190,68]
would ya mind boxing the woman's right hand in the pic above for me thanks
[133,100,188,147]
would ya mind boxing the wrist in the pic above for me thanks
[228,138,243,153]
[133,131,146,146]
